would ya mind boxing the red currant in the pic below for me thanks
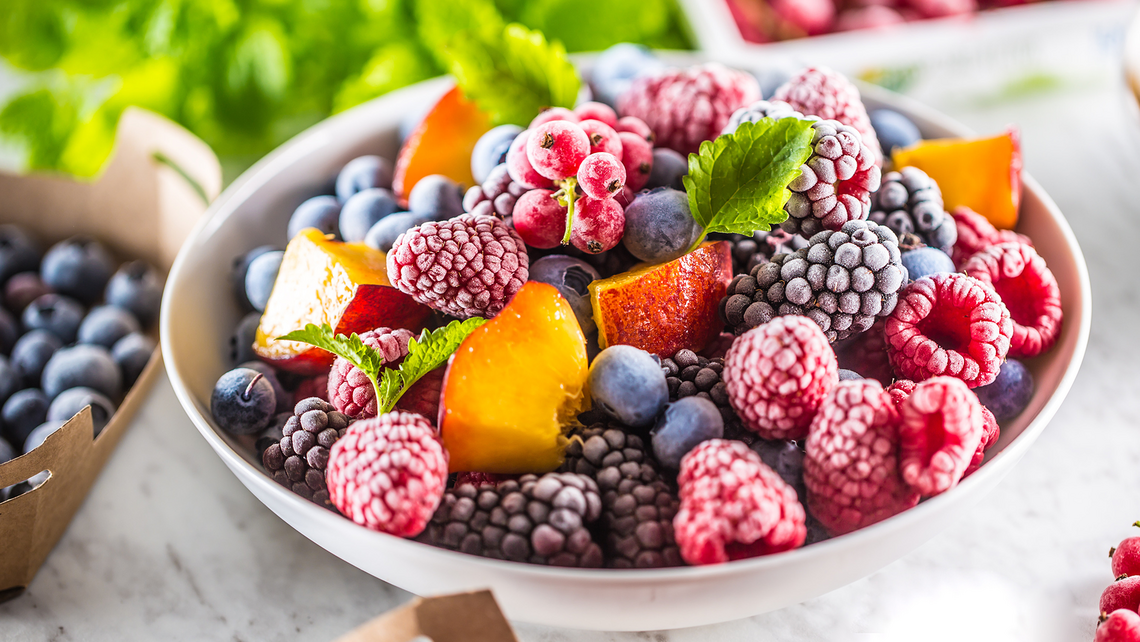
[571,196,625,254]
[573,101,618,128]
[527,121,590,181]
[506,130,553,189]
[577,152,626,199]
[618,131,654,191]
[615,116,654,144]
[512,189,566,249]
[578,119,623,158]
[530,107,578,128]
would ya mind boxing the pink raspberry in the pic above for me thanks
[326,411,448,537]
[902,0,976,18]
[773,67,882,164]
[949,206,1031,267]
[834,318,893,386]
[962,241,1062,359]
[897,377,985,496]
[886,378,916,407]
[387,213,529,319]
[674,439,806,565]
[835,6,906,31]
[1102,577,1140,618]
[885,273,1012,388]
[803,379,919,535]
[769,0,835,36]
[963,407,999,478]
[327,327,415,419]
[394,366,445,423]
[1098,610,1140,642]
[618,63,760,156]
[724,316,838,441]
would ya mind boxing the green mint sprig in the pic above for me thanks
[278,318,486,415]
[682,118,816,254]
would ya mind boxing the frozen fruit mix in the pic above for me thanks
[211,48,1063,569]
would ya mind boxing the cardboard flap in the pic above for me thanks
[334,591,519,642]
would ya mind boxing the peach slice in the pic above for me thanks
[590,241,733,357]
[392,86,492,200]
[440,282,589,474]
[254,228,432,374]
[892,129,1022,230]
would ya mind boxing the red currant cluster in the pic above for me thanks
[507,102,655,254]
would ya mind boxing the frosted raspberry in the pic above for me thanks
[885,273,1012,388]
[326,411,448,537]
[769,0,835,36]
[886,378,916,407]
[723,316,838,441]
[773,67,882,163]
[963,407,999,478]
[950,206,1032,267]
[1097,610,1140,642]
[962,241,1062,359]
[898,377,984,496]
[328,327,415,419]
[618,63,760,155]
[834,319,893,386]
[674,439,806,565]
[395,366,444,423]
[803,380,919,535]
[388,213,529,319]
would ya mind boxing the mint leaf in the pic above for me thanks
[278,324,388,403]
[683,118,815,245]
[443,23,580,127]
[376,318,487,414]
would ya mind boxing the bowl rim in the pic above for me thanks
[160,75,1092,584]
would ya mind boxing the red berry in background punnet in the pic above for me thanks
[512,189,566,249]
[527,120,590,181]
[578,153,626,199]
[570,196,625,254]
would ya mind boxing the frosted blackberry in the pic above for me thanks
[719,220,907,342]
[869,167,957,254]
[261,397,351,507]
[715,228,809,276]
[660,349,751,445]
[560,418,683,568]
[419,473,604,567]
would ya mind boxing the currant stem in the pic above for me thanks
[557,177,578,246]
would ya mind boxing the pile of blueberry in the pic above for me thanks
[0,227,162,500]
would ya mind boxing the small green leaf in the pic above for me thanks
[278,323,387,402]
[376,317,487,414]
[683,118,815,241]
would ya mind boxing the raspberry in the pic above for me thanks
[949,206,1032,267]
[394,366,444,422]
[835,6,906,31]
[962,241,1062,359]
[803,380,919,535]
[833,318,893,386]
[769,0,835,36]
[674,439,806,565]
[326,411,448,537]
[885,273,1012,388]
[774,67,882,163]
[723,315,838,441]
[1098,610,1140,642]
[387,213,529,319]
[261,397,351,507]
[963,406,999,478]
[1102,576,1140,616]
[885,378,916,407]
[870,167,956,254]
[327,327,415,419]
[897,377,985,496]
[618,63,760,156]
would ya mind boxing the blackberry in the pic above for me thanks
[719,219,907,342]
[462,163,527,219]
[659,349,752,446]
[869,167,957,254]
[261,397,351,507]
[715,228,809,276]
[419,473,604,567]
[561,419,682,568]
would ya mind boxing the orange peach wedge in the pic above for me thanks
[589,241,733,357]
[254,228,432,374]
[440,282,589,474]
[392,85,492,201]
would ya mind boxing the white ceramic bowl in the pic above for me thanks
[162,71,1091,631]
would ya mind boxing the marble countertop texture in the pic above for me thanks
[4,55,1140,642]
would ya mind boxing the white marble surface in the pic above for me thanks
[2,66,1140,642]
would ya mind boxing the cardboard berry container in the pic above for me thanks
[0,108,221,602]
[162,56,1090,630]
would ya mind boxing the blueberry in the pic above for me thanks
[288,195,342,240]
[42,344,122,401]
[974,359,1034,422]
[231,245,278,310]
[77,305,141,349]
[651,396,725,469]
[588,345,668,428]
[11,330,61,386]
[0,356,23,407]
[0,225,41,283]
[363,211,432,253]
[2,388,49,447]
[40,236,114,304]
[23,420,65,453]
[869,109,922,154]
[752,439,806,499]
[900,247,955,281]
[529,255,600,335]
[838,368,863,381]
[229,312,261,366]
[211,367,277,435]
[23,293,84,343]
[112,332,156,388]
[0,436,13,464]
[238,360,291,414]
[339,188,399,242]
[47,387,117,437]
[471,125,522,185]
[336,155,394,203]
[244,250,284,313]
[646,149,688,190]
[4,272,52,314]
[622,188,703,263]
[589,43,664,107]
[105,261,164,328]
[407,175,464,221]
[0,307,18,355]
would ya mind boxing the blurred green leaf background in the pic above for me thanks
[0,0,690,181]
